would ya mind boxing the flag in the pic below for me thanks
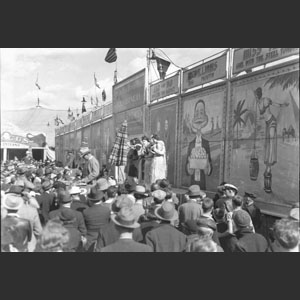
[102,89,106,102]
[94,73,101,89]
[82,97,87,103]
[105,48,117,63]
[59,118,64,125]
[82,102,87,113]
[35,74,41,90]
[114,70,118,84]
[156,56,170,80]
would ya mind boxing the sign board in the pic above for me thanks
[183,54,227,91]
[114,106,143,137]
[150,73,180,102]
[113,69,145,114]
[233,48,299,74]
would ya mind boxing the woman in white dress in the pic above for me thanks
[150,134,167,184]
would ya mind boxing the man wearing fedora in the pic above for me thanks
[100,206,153,252]
[178,185,204,228]
[145,201,187,252]
[1,194,32,252]
[68,186,88,213]
[95,195,143,251]
[79,146,100,185]
[83,186,110,250]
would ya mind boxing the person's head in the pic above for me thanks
[213,208,226,223]
[133,185,149,200]
[36,220,70,252]
[189,236,218,252]
[223,183,238,198]
[187,185,206,201]
[154,201,178,224]
[164,188,173,201]
[232,195,243,210]
[57,189,72,206]
[192,99,209,132]
[150,134,160,143]
[232,210,252,232]
[195,217,217,238]
[151,182,160,192]
[202,198,214,214]
[272,218,299,251]
[87,187,105,205]
[107,185,118,200]
[111,206,140,234]
[152,189,166,205]
[254,87,262,99]
[111,194,134,214]
[96,178,110,193]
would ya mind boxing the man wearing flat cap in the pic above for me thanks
[178,185,204,229]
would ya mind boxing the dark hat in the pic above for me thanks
[42,180,53,191]
[35,168,44,177]
[5,185,25,195]
[53,181,67,190]
[111,194,134,213]
[58,191,72,204]
[213,208,226,221]
[58,209,76,224]
[244,191,257,199]
[233,210,251,228]
[111,206,140,229]
[196,217,217,231]
[154,201,178,221]
[44,168,52,175]
[188,185,206,198]
[17,167,27,175]
[87,186,105,202]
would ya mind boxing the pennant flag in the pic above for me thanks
[55,116,60,126]
[102,89,106,102]
[94,73,101,89]
[82,102,87,113]
[59,118,64,125]
[114,70,118,84]
[82,97,87,103]
[35,74,41,90]
[105,48,117,63]
[156,56,170,80]
[91,96,94,105]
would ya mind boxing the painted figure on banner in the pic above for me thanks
[254,87,289,193]
[150,134,167,184]
[186,99,213,190]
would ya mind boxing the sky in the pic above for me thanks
[0,48,227,112]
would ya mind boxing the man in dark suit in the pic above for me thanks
[145,201,187,252]
[49,190,87,242]
[82,187,111,249]
[186,99,213,190]
[100,206,153,252]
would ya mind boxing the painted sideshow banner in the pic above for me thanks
[150,100,177,185]
[229,65,299,214]
[113,69,145,115]
[114,106,143,139]
[180,88,226,191]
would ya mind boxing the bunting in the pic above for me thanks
[94,73,101,89]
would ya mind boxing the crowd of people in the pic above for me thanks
[1,138,299,252]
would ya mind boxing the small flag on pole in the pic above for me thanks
[94,73,101,89]
[102,89,106,102]
[156,57,170,80]
[82,102,87,114]
[35,74,41,90]
[105,48,117,63]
